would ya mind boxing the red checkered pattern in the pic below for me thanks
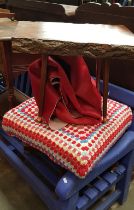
[2,98,132,178]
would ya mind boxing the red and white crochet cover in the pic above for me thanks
[2,97,132,178]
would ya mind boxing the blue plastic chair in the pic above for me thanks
[0,75,134,210]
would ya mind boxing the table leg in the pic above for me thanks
[96,58,101,91]
[103,59,110,123]
[37,55,48,122]
[1,40,14,109]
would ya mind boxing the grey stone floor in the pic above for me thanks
[0,152,48,210]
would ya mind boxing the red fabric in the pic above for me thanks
[29,56,102,125]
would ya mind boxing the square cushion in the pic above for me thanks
[2,97,132,178]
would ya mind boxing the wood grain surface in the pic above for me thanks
[0,20,134,59]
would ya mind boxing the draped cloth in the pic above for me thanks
[29,56,102,129]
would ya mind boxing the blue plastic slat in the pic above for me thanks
[77,168,124,210]
[115,165,126,175]
[14,72,32,97]
[102,172,118,184]
[25,76,32,97]
[8,145,16,151]
[95,190,121,210]
[0,84,4,88]
[76,195,89,210]
[0,81,4,86]
[0,85,5,92]
[20,73,26,92]
[84,187,99,200]
[16,75,21,90]
[93,179,109,192]
[14,76,19,88]
[0,75,5,93]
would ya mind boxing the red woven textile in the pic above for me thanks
[29,56,102,126]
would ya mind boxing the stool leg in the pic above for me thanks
[37,54,48,122]
[102,59,110,123]
[96,58,101,91]
[116,150,134,204]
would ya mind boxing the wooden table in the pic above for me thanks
[0,20,134,122]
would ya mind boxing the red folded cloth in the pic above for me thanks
[29,56,102,127]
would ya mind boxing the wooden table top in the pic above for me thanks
[0,20,134,59]
[0,19,17,40]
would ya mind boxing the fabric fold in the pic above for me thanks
[29,56,102,128]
